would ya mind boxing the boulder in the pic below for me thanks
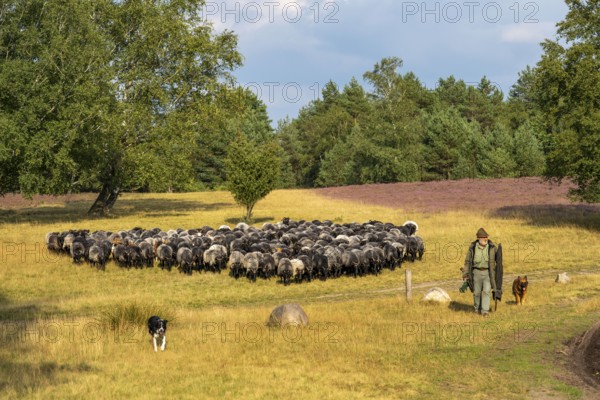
[556,272,571,284]
[421,287,452,304]
[267,303,309,327]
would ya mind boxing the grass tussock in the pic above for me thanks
[97,301,177,331]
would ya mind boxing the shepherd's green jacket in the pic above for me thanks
[463,240,497,292]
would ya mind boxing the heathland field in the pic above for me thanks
[1,181,599,399]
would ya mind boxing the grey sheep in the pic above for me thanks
[277,258,293,286]
[260,253,276,279]
[63,233,75,253]
[342,250,361,277]
[46,233,63,252]
[112,244,129,267]
[324,247,342,278]
[406,236,425,261]
[88,244,107,271]
[125,246,142,268]
[177,247,194,275]
[44,219,424,284]
[297,255,313,282]
[139,241,154,267]
[243,252,260,282]
[156,244,173,270]
[228,251,245,279]
[203,244,227,273]
[70,240,86,264]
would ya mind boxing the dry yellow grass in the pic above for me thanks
[1,189,599,399]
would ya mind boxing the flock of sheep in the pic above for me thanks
[45,219,425,285]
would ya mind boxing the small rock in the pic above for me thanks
[267,303,309,327]
[556,273,571,284]
[421,287,452,304]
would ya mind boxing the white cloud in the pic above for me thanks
[204,0,316,34]
[500,22,557,43]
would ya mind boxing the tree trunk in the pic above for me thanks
[87,183,120,216]
[245,203,255,222]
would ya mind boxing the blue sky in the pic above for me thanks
[203,0,569,125]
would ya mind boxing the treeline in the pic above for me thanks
[1,0,598,213]
[276,57,546,188]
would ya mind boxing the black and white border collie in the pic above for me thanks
[148,316,168,352]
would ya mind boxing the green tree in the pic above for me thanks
[480,124,517,178]
[193,87,274,189]
[315,133,358,187]
[278,78,363,187]
[512,122,546,177]
[435,76,504,132]
[88,0,242,213]
[225,136,281,221]
[531,0,600,201]
[459,120,488,179]
[435,76,470,117]
[0,0,114,197]
[363,57,424,182]
[0,0,243,214]
[422,107,473,180]
[472,77,504,132]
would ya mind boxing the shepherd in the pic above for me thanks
[461,228,503,316]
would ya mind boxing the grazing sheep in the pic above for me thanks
[112,244,129,267]
[297,255,313,282]
[203,245,227,273]
[229,238,246,253]
[191,246,205,271]
[313,253,330,281]
[383,243,400,271]
[126,246,143,268]
[45,219,424,285]
[391,242,406,260]
[63,233,75,253]
[243,252,260,282]
[277,258,293,286]
[139,241,154,267]
[260,253,276,279]
[109,232,123,245]
[70,240,86,264]
[342,250,361,277]
[176,247,194,275]
[45,232,56,246]
[47,233,63,252]
[372,247,385,273]
[324,247,342,278]
[156,244,174,270]
[406,236,425,262]
[363,247,380,275]
[290,259,305,283]
[88,244,107,271]
[46,232,60,251]
[415,236,425,260]
[228,251,245,279]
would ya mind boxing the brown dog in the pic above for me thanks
[512,276,528,305]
